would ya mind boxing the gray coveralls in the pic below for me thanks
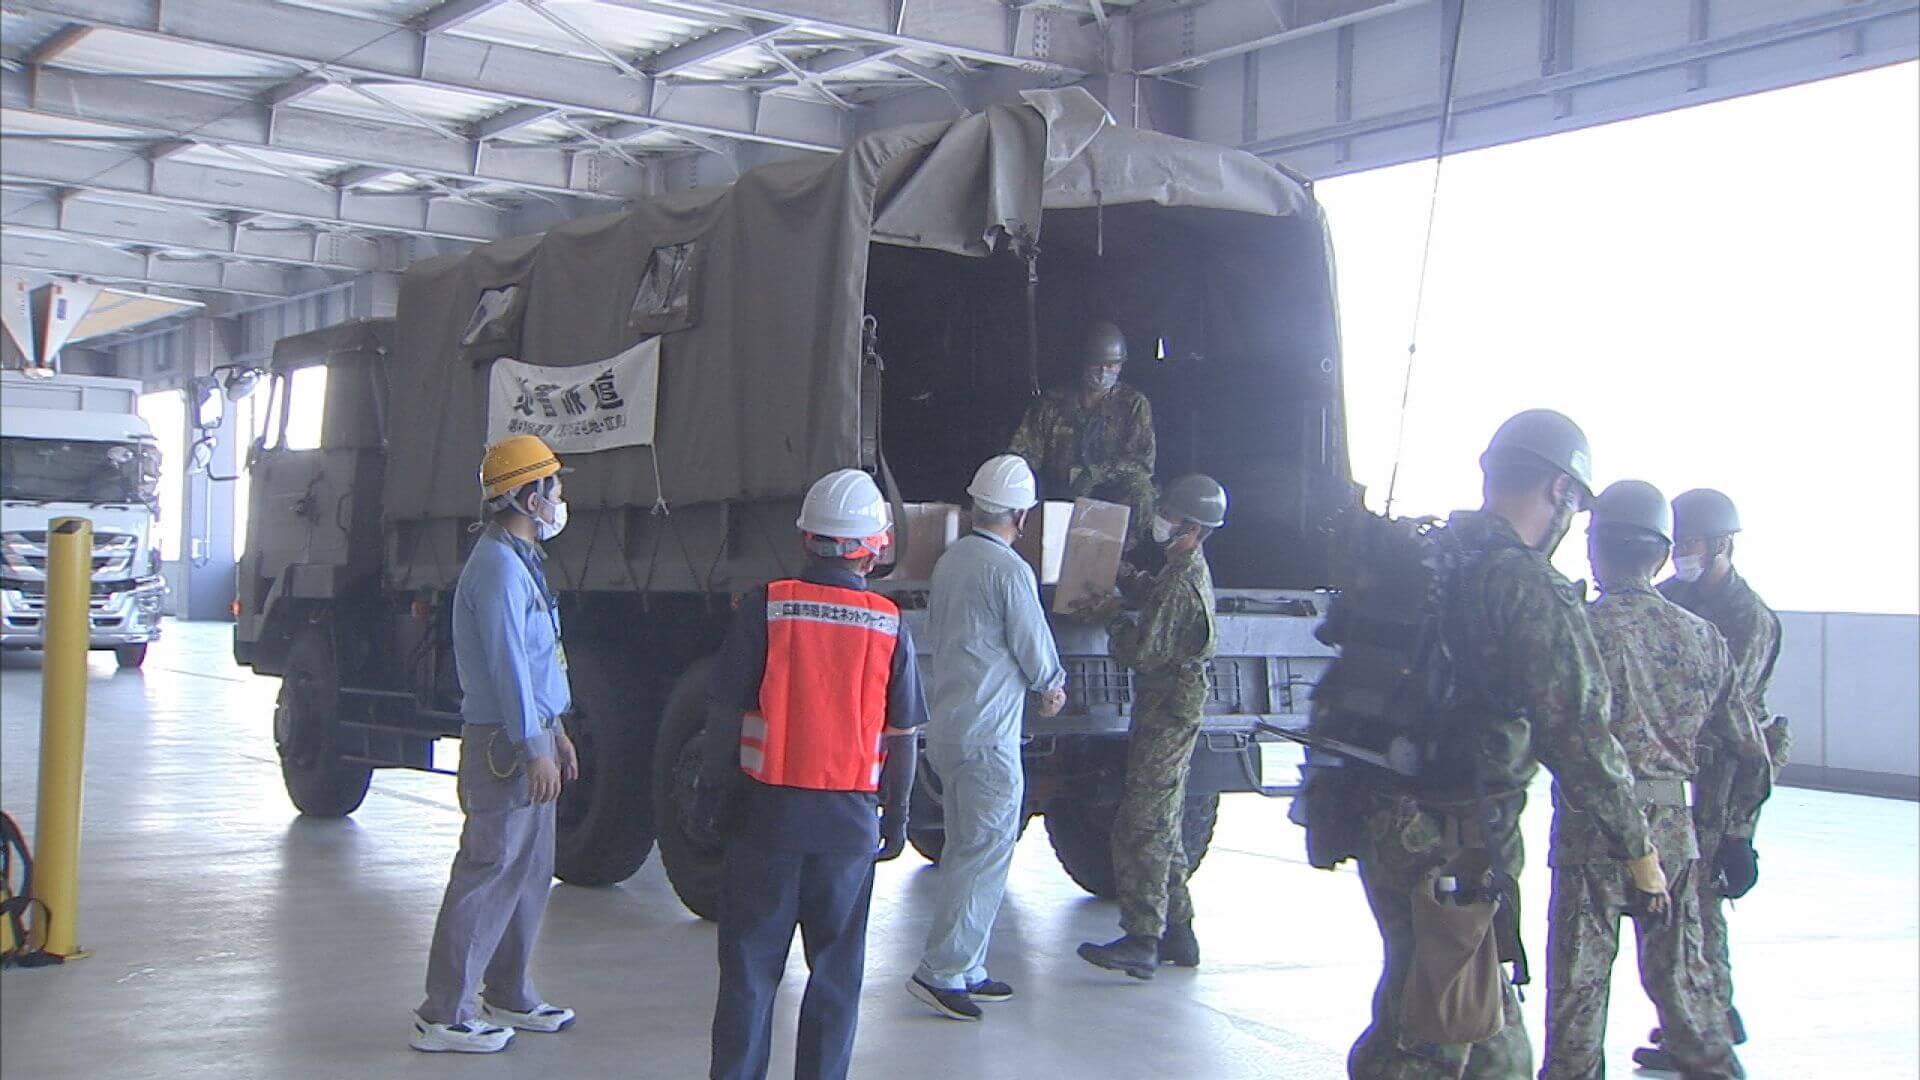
[418,526,570,1025]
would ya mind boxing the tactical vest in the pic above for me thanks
[741,580,900,792]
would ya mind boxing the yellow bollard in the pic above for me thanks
[31,516,91,959]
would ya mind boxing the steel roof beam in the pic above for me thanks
[0,229,337,298]
[1130,0,1429,76]
[2,189,401,272]
[471,104,563,141]
[10,0,847,153]
[640,0,1104,75]
[3,68,637,202]
[0,138,505,243]
[24,24,93,65]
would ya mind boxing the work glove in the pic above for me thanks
[1624,850,1672,925]
[1067,590,1122,624]
[1713,837,1759,899]
[875,732,917,862]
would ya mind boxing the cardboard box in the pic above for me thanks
[1053,498,1131,614]
[885,502,960,581]
[1013,500,1073,585]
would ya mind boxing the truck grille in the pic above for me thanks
[1062,657,1247,715]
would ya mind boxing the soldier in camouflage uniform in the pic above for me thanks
[1538,481,1770,1080]
[1072,475,1226,979]
[1341,412,1668,1080]
[1638,489,1785,1069]
[1008,320,1157,550]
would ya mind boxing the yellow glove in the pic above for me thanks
[1624,850,1671,924]
[1624,850,1668,895]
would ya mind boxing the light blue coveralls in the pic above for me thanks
[419,525,570,1025]
[914,530,1065,992]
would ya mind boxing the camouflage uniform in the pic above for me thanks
[1104,543,1216,938]
[1348,512,1652,1080]
[1008,384,1157,547]
[1659,568,1784,1039]
[1539,588,1770,1080]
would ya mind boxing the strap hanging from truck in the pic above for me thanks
[1383,0,1469,516]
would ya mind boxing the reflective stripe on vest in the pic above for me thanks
[741,579,900,792]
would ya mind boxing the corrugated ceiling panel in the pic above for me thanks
[296,81,510,127]
[452,1,707,62]
[56,27,304,80]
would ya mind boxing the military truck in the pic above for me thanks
[233,94,1350,918]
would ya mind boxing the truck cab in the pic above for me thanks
[0,371,167,668]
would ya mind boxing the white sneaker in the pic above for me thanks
[480,1000,575,1033]
[410,1013,515,1053]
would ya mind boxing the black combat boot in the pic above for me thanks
[1159,921,1200,967]
[1077,934,1159,980]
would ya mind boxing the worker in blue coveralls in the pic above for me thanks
[906,454,1066,1021]
[693,467,930,1080]
[412,434,579,1054]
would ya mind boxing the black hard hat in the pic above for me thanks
[1672,488,1741,541]
[1591,480,1673,543]
[1081,320,1128,367]
[1161,474,1227,528]
[1480,408,1594,498]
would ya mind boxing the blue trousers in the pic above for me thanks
[712,838,875,1080]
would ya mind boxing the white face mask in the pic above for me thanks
[528,489,568,542]
[1151,515,1178,544]
[1085,367,1119,393]
[1673,554,1708,582]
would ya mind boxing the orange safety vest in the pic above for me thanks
[740,580,900,792]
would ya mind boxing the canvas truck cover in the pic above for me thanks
[382,92,1317,529]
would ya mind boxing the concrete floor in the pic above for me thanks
[1,623,1915,1079]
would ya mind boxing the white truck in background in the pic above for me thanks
[0,370,167,668]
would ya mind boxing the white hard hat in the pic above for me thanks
[967,454,1038,512]
[797,468,890,540]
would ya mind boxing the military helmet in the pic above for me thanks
[1479,408,1594,498]
[1160,474,1227,529]
[1081,320,1128,367]
[1672,488,1741,541]
[1591,479,1673,543]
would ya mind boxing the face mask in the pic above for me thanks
[528,491,568,542]
[1673,555,1708,582]
[1151,515,1178,544]
[1085,367,1119,393]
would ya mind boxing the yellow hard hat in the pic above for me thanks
[480,434,564,499]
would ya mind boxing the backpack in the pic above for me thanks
[1290,504,1534,987]
[1,811,62,968]
[1290,504,1463,869]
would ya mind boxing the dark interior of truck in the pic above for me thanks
[864,202,1353,590]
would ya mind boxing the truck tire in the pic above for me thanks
[653,657,723,920]
[114,643,148,669]
[1044,791,1221,900]
[553,639,660,887]
[275,629,372,818]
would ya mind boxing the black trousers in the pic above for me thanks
[711,837,876,1080]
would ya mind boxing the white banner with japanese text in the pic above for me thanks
[487,338,659,453]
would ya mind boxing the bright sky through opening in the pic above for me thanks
[1317,62,1920,615]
